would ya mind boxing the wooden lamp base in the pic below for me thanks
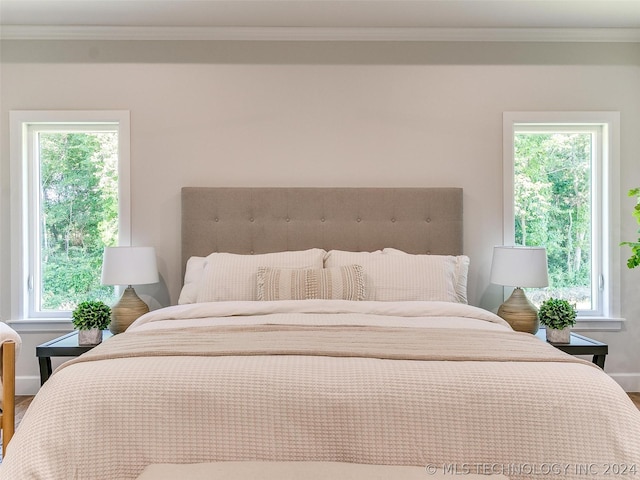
[497,287,539,334]
[109,286,150,334]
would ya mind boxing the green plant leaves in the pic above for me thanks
[72,300,111,330]
[622,188,640,269]
[538,298,577,330]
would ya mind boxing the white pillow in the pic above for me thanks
[178,256,207,305]
[382,248,470,304]
[324,249,464,303]
[196,249,326,302]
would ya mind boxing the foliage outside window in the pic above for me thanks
[621,187,640,269]
[38,131,119,311]
[514,130,595,310]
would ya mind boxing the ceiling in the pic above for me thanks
[1,0,640,41]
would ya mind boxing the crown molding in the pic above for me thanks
[1,25,640,42]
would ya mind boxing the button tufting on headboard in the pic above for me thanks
[181,187,463,274]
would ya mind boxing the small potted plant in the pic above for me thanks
[538,297,577,344]
[72,300,112,346]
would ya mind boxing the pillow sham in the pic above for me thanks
[196,249,326,302]
[382,248,470,304]
[256,265,366,301]
[324,249,463,303]
[178,256,207,305]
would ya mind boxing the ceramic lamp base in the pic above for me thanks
[497,287,539,334]
[109,286,149,334]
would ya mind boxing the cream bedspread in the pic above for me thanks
[2,301,639,479]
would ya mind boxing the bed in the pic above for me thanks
[1,187,639,479]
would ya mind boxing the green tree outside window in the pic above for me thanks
[514,132,592,309]
[39,132,118,310]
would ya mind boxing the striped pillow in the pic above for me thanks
[196,249,326,302]
[257,265,366,301]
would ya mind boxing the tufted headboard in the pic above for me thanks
[181,187,463,271]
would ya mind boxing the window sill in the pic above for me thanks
[6,318,73,333]
[574,316,624,331]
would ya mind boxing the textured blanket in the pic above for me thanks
[62,324,589,366]
[2,302,639,480]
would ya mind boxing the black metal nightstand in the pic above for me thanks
[36,330,113,385]
[535,329,608,369]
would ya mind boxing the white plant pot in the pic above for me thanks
[546,326,570,344]
[78,328,103,346]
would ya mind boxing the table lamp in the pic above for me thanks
[101,246,159,334]
[490,246,549,334]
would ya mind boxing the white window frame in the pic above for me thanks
[503,112,622,331]
[9,111,131,325]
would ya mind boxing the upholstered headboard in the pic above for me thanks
[182,187,462,270]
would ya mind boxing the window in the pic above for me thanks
[503,112,620,323]
[10,111,130,321]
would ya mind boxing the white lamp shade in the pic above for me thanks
[101,247,159,286]
[490,246,549,288]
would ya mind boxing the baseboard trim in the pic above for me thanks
[608,373,640,393]
[16,375,41,396]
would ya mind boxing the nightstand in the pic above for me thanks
[36,330,113,385]
[535,329,608,369]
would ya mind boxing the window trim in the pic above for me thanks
[502,111,622,330]
[9,110,131,322]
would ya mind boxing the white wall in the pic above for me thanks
[2,40,639,393]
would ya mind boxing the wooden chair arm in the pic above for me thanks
[1,340,16,454]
